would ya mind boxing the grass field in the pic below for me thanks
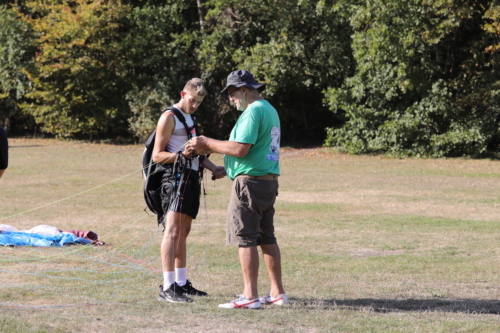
[1,138,500,332]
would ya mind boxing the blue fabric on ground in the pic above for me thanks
[0,231,92,247]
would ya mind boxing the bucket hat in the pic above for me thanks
[220,70,265,95]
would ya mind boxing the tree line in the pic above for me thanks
[0,0,499,157]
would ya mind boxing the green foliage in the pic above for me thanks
[20,0,133,138]
[124,1,203,139]
[0,5,35,130]
[17,0,204,139]
[127,83,173,140]
[198,0,353,144]
[324,0,500,157]
[0,0,26,7]
[483,0,500,52]
[1,0,498,155]
[240,1,353,144]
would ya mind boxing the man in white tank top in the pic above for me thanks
[152,78,225,303]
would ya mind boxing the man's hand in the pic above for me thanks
[181,148,195,159]
[182,136,208,158]
[211,166,226,180]
[186,136,209,153]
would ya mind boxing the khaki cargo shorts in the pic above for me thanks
[226,175,279,246]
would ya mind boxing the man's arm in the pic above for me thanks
[200,158,226,179]
[188,135,251,157]
[152,112,176,164]
[152,112,192,164]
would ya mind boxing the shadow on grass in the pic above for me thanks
[9,145,43,148]
[296,298,500,314]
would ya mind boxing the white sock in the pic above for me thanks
[175,267,187,287]
[163,271,175,291]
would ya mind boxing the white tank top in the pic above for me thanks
[165,106,199,171]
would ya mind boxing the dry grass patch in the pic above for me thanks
[1,140,500,332]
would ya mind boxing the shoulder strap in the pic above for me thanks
[169,106,198,140]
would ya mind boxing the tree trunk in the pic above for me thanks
[196,0,204,32]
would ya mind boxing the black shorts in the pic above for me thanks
[160,169,200,219]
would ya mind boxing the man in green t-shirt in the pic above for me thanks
[186,70,288,309]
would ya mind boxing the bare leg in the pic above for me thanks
[161,211,193,272]
[238,246,259,300]
[260,244,285,298]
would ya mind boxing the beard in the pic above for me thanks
[237,96,247,111]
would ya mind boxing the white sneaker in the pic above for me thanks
[259,293,289,305]
[218,295,261,309]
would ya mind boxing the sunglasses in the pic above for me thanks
[228,87,242,100]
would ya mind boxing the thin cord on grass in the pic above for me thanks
[0,139,217,309]
[0,138,192,222]
[0,167,144,222]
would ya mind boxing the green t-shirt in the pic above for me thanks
[224,100,281,180]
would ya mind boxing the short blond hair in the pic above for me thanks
[183,78,207,97]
